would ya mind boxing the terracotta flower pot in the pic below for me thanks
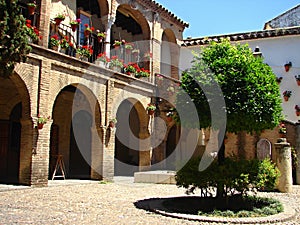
[84,30,91,37]
[297,80,300,86]
[37,123,44,129]
[109,121,115,128]
[55,18,63,26]
[166,117,172,122]
[284,96,289,102]
[284,64,291,72]
[71,24,78,32]
[148,110,155,116]
[296,111,300,116]
[28,6,35,15]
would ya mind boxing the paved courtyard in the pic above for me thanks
[0,177,299,225]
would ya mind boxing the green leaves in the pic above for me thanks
[178,39,283,133]
[0,0,31,78]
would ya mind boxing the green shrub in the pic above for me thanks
[176,157,280,196]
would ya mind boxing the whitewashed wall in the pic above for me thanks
[180,35,300,123]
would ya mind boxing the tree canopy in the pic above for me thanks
[176,38,283,134]
[0,0,31,78]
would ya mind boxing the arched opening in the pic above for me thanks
[166,125,179,170]
[0,103,22,184]
[49,85,101,180]
[160,29,179,79]
[114,99,140,176]
[69,110,92,178]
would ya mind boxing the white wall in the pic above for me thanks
[180,35,300,123]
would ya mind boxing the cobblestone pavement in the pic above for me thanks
[0,178,299,225]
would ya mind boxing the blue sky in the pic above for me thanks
[155,1,300,38]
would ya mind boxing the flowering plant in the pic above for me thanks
[54,13,65,20]
[69,18,81,25]
[96,53,109,63]
[113,40,122,47]
[97,31,106,38]
[77,45,93,58]
[59,36,69,49]
[283,90,292,97]
[25,19,41,42]
[124,63,139,75]
[50,34,60,47]
[146,103,156,111]
[109,56,123,68]
[278,123,286,134]
[136,68,150,78]
[125,43,133,50]
[37,115,50,124]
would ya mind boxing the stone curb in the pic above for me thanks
[147,198,296,224]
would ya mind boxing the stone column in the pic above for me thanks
[31,119,53,187]
[39,0,51,48]
[295,123,300,184]
[102,126,115,181]
[104,16,115,58]
[90,126,103,180]
[275,138,293,193]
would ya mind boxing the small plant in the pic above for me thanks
[69,18,81,25]
[83,24,94,36]
[278,122,286,134]
[124,63,138,75]
[77,45,93,58]
[59,36,69,49]
[96,53,109,63]
[125,43,133,50]
[146,103,156,111]
[283,90,292,97]
[49,34,60,47]
[136,68,150,78]
[113,40,122,47]
[25,19,41,42]
[54,13,65,20]
[109,56,124,68]
[97,31,106,38]
[108,118,117,128]
[276,77,282,84]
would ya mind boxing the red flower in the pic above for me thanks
[84,23,89,27]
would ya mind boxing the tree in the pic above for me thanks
[176,38,283,198]
[0,0,32,78]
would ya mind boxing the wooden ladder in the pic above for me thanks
[52,154,66,180]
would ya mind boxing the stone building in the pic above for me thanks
[0,0,188,186]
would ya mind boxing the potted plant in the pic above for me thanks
[49,34,60,50]
[37,115,50,129]
[69,19,81,32]
[132,48,140,58]
[166,111,173,122]
[83,24,94,37]
[76,45,93,61]
[123,63,138,76]
[54,13,65,26]
[25,19,41,43]
[146,103,156,115]
[108,118,117,128]
[135,68,150,78]
[276,77,283,84]
[59,36,69,54]
[283,90,292,102]
[27,2,36,15]
[284,61,292,72]
[278,122,286,138]
[95,52,109,67]
[295,75,300,86]
[295,105,300,116]
[125,43,133,54]
[113,40,122,49]
[97,31,106,42]
[109,56,124,72]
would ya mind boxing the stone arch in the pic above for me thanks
[0,71,33,185]
[49,83,102,180]
[114,97,150,176]
[161,29,180,79]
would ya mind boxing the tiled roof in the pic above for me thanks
[137,0,189,28]
[182,26,300,46]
